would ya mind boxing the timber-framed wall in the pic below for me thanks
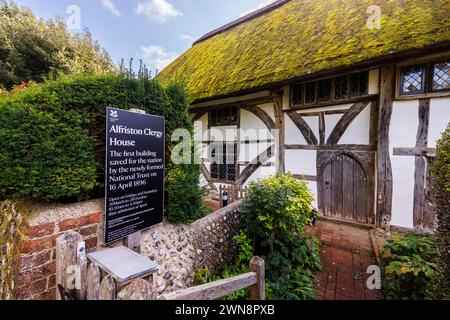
[191,50,450,231]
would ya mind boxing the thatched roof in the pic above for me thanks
[158,0,450,102]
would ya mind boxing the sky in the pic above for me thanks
[15,0,276,73]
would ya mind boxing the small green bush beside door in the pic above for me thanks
[240,173,321,300]
[0,75,207,223]
[193,173,321,300]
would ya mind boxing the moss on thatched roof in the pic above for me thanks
[158,0,450,102]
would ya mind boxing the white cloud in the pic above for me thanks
[239,0,277,17]
[178,33,195,42]
[134,0,182,24]
[101,0,121,17]
[141,45,179,71]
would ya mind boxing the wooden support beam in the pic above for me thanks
[393,147,436,157]
[319,112,326,145]
[326,101,369,145]
[274,95,285,173]
[293,174,317,182]
[286,111,318,145]
[286,144,376,152]
[242,105,276,130]
[413,98,431,230]
[238,146,274,185]
[192,110,209,122]
[201,161,211,181]
[377,64,395,229]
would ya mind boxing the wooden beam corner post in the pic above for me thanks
[249,256,265,300]
[376,64,395,230]
[273,93,285,174]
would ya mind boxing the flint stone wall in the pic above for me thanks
[1,198,243,300]
[141,200,243,296]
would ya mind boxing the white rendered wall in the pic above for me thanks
[285,115,309,145]
[390,100,419,229]
[285,150,317,176]
[243,158,277,187]
[338,104,371,145]
[239,106,277,183]
[325,114,343,141]
[428,97,450,148]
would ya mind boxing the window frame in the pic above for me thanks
[431,60,450,93]
[395,57,450,99]
[290,70,373,109]
[398,64,426,96]
[209,142,238,183]
[208,106,238,127]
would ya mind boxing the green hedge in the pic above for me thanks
[0,75,207,222]
[431,124,450,299]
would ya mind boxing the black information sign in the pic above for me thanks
[105,107,165,244]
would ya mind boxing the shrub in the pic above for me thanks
[194,231,254,300]
[381,233,438,300]
[431,123,450,299]
[239,173,321,300]
[0,75,207,223]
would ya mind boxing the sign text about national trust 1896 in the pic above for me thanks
[105,107,165,244]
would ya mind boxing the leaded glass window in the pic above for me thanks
[432,62,450,91]
[400,66,425,95]
[317,79,332,102]
[209,107,237,126]
[334,75,349,100]
[350,71,369,97]
[210,143,236,182]
[291,71,370,106]
[304,82,316,104]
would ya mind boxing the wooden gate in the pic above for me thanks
[317,151,375,225]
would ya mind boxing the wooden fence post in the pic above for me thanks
[87,263,101,300]
[55,231,85,300]
[76,246,88,300]
[100,275,116,300]
[249,256,265,300]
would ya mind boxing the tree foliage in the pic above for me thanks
[0,0,114,89]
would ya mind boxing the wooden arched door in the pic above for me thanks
[318,151,375,225]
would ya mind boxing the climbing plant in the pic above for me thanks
[0,200,25,300]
